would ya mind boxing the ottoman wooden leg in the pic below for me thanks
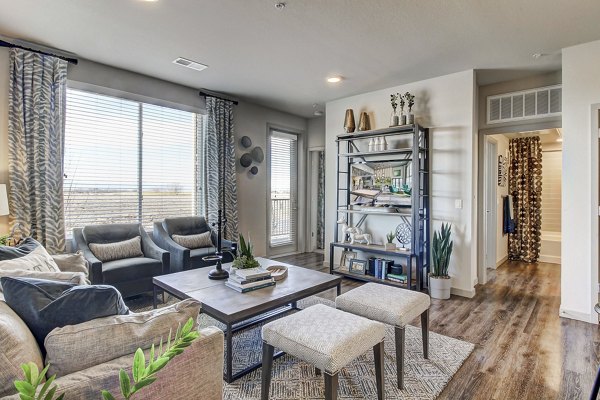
[261,342,274,400]
[373,340,385,400]
[395,326,405,390]
[421,309,429,359]
[324,372,339,400]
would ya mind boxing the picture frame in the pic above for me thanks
[339,250,357,271]
[349,258,367,275]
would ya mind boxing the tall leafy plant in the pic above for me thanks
[431,223,453,278]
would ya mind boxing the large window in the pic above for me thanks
[64,88,201,233]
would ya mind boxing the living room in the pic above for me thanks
[1,1,600,399]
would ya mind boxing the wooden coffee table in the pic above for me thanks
[152,257,342,383]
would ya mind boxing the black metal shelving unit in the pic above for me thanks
[329,123,430,291]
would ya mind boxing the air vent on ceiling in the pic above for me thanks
[487,84,561,124]
[172,57,208,72]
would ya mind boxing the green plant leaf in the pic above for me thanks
[43,386,58,400]
[119,369,131,397]
[38,374,56,399]
[21,363,32,384]
[132,376,157,393]
[101,390,116,400]
[132,348,145,383]
[14,381,34,396]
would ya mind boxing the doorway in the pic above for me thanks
[479,128,563,277]
[268,130,299,256]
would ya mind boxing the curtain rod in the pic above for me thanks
[199,89,239,105]
[0,40,78,64]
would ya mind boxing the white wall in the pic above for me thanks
[325,70,478,297]
[561,39,600,324]
[234,101,307,257]
[493,134,509,265]
[307,116,325,149]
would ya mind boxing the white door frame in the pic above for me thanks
[483,138,498,272]
[266,125,306,257]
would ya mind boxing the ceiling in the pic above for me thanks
[1,1,600,118]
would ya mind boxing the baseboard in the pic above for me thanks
[559,306,596,324]
[538,255,561,264]
[451,287,476,298]
[495,255,508,268]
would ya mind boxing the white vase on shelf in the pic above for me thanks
[368,138,375,152]
[381,136,388,151]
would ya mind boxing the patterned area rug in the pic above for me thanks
[128,295,474,399]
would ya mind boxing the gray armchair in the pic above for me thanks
[72,224,169,298]
[153,216,235,273]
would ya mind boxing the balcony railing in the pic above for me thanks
[271,197,293,245]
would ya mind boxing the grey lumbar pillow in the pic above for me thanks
[172,231,213,249]
[89,236,143,262]
[0,238,60,273]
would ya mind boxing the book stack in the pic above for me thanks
[387,273,408,284]
[368,258,394,279]
[225,268,275,293]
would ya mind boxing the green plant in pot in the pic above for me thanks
[232,234,260,270]
[385,231,396,251]
[430,223,453,299]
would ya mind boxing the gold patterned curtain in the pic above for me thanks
[508,137,542,262]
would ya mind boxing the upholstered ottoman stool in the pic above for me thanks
[335,283,431,389]
[261,304,386,400]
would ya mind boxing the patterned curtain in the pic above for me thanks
[202,97,238,240]
[508,137,542,262]
[8,49,67,253]
[316,151,325,249]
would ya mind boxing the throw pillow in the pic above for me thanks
[51,251,89,277]
[0,301,44,398]
[0,238,60,272]
[0,270,88,296]
[1,277,129,352]
[89,236,143,262]
[172,231,213,249]
[45,298,201,377]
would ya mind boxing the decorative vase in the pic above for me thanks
[407,112,414,124]
[429,276,452,300]
[385,243,396,251]
[390,109,399,126]
[368,137,375,152]
[375,137,383,151]
[344,109,356,133]
[358,112,370,131]
[381,136,388,151]
[400,112,407,125]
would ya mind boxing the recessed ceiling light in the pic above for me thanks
[172,57,208,72]
[327,76,343,83]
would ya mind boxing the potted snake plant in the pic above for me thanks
[430,223,453,299]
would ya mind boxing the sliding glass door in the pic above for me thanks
[268,130,298,255]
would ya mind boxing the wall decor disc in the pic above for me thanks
[240,136,252,148]
[250,166,258,175]
[251,147,264,163]
[240,153,252,168]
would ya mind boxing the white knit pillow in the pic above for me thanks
[172,232,213,249]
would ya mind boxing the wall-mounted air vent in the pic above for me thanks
[487,84,561,124]
[172,57,208,72]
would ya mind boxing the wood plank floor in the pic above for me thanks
[274,252,599,400]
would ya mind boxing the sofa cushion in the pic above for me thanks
[0,301,44,398]
[45,299,201,377]
[172,231,213,249]
[1,277,129,351]
[0,238,60,272]
[102,257,163,283]
[51,251,89,277]
[89,236,143,262]
[0,270,88,297]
